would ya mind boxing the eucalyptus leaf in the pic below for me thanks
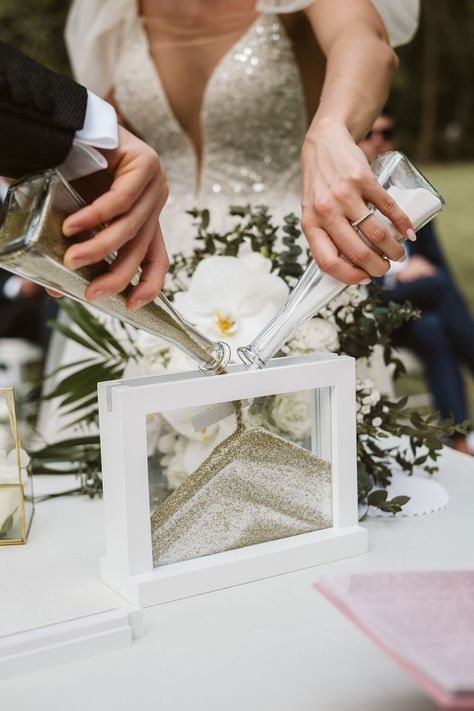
[0,510,17,536]
[32,204,464,513]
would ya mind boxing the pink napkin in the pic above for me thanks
[315,571,474,710]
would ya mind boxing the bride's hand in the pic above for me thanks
[61,126,169,310]
[300,121,415,284]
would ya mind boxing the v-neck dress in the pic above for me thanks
[114,11,307,255]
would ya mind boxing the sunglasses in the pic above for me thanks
[366,127,395,141]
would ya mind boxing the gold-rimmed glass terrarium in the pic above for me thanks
[0,387,34,544]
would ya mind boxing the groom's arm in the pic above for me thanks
[0,42,169,308]
[0,41,89,177]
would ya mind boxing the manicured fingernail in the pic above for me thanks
[406,228,417,242]
[66,256,89,269]
[360,278,371,285]
[128,298,148,311]
[63,223,81,237]
[89,291,108,302]
[398,253,406,263]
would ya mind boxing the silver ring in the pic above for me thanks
[351,207,375,230]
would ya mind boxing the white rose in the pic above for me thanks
[287,317,339,354]
[357,378,374,393]
[345,284,368,306]
[338,307,354,324]
[271,391,311,440]
[372,417,383,428]
[323,284,367,319]
[158,433,177,455]
[370,391,381,405]
[146,413,164,455]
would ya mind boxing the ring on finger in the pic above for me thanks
[350,207,375,231]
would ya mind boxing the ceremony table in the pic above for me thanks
[1,445,473,711]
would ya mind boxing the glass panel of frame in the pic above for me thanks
[146,385,333,568]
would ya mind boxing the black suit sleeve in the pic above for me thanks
[0,42,88,178]
[409,221,449,270]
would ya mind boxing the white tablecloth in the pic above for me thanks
[1,446,473,711]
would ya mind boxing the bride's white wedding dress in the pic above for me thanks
[115,11,306,255]
[37,0,418,442]
[67,0,419,258]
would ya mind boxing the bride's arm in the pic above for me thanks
[301,0,414,284]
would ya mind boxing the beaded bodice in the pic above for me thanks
[115,12,307,253]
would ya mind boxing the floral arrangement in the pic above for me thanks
[32,205,466,514]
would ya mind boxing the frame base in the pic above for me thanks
[100,525,368,607]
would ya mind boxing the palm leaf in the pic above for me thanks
[43,357,99,381]
[48,319,106,356]
[43,361,123,402]
[59,301,129,359]
[61,393,102,417]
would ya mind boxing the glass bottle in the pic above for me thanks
[0,170,230,374]
[238,151,445,369]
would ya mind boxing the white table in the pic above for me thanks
[1,446,473,711]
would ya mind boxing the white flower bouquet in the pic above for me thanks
[33,206,468,514]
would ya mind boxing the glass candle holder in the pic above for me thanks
[238,151,445,369]
[0,170,230,375]
[0,388,34,545]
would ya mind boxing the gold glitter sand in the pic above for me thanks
[151,403,332,566]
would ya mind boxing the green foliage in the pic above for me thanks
[186,206,305,283]
[393,0,474,161]
[31,435,103,499]
[366,490,411,515]
[31,206,467,515]
[41,300,140,429]
[356,390,469,515]
[0,0,72,76]
[333,288,420,379]
[0,508,18,537]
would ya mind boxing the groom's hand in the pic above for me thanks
[61,126,169,310]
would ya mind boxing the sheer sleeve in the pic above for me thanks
[255,0,420,47]
[65,0,419,98]
[65,0,136,97]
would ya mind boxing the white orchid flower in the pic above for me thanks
[173,256,289,360]
[162,406,237,474]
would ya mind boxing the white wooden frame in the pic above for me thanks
[98,353,367,607]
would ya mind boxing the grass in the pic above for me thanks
[395,163,474,426]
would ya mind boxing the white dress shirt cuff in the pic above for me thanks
[3,276,23,300]
[60,90,119,180]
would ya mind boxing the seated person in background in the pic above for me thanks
[0,269,54,348]
[359,110,474,454]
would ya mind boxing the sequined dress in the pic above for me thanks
[114,12,307,255]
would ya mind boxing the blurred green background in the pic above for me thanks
[0,0,473,421]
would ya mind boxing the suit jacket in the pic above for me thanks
[0,42,88,178]
[406,220,448,271]
[374,219,451,291]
